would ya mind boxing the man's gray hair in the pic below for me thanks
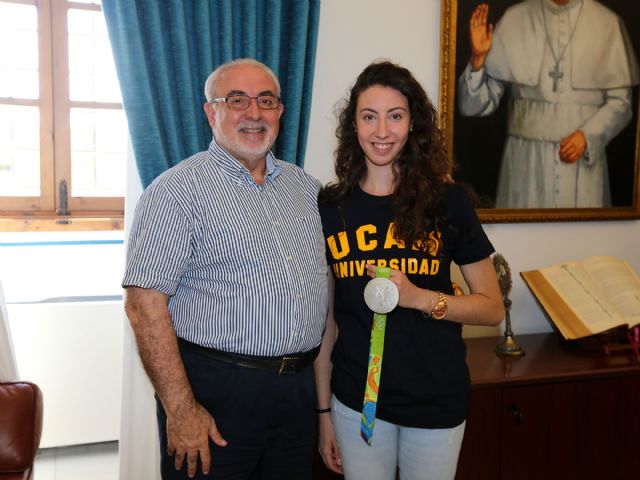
[204,58,281,101]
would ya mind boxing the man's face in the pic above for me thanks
[205,64,284,166]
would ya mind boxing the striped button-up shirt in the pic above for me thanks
[122,138,328,356]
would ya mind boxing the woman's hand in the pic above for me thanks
[317,414,343,475]
[365,264,432,312]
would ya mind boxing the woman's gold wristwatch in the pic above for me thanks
[429,291,448,320]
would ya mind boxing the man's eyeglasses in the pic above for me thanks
[211,94,281,110]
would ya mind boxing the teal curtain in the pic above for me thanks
[103,0,320,188]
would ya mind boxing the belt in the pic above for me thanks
[178,338,319,375]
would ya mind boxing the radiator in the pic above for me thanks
[6,299,123,448]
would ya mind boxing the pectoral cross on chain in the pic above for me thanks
[549,63,563,92]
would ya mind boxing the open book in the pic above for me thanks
[521,256,640,341]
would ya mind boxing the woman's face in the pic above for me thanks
[355,85,411,170]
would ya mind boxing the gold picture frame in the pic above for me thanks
[438,0,640,222]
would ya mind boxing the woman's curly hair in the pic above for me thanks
[319,61,450,251]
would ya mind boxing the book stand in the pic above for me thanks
[571,325,636,355]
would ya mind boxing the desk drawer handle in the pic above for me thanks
[509,402,523,425]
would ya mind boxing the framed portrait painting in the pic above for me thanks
[438,0,640,222]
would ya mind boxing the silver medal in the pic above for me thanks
[363,277,399,314]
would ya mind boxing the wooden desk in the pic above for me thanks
[457,333,640,480]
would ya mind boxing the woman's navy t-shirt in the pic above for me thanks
[319,184,494,428]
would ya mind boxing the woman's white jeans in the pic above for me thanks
[331,396,465,480]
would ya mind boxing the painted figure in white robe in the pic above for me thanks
[458,0,640,208]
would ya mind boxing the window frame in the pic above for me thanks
[0,0,125,231]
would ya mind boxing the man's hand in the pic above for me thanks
[470,3,493,71]
[559,130,587,163]
[167,402,227,478]
[125,286,226,477]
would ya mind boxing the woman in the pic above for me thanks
[314,61,504,480]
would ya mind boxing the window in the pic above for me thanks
[0,0,126,230]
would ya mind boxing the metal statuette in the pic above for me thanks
[493,253,525,356]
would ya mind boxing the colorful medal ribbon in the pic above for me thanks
[360,266,394,445]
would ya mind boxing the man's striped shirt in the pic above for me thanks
[122,138,328,356]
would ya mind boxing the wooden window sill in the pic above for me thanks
[0,214,124,232]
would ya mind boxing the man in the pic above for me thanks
[122,58,328,479]
[458,0,639,208]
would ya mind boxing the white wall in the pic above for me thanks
[8,300,123,448]
[303,0,640,337]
